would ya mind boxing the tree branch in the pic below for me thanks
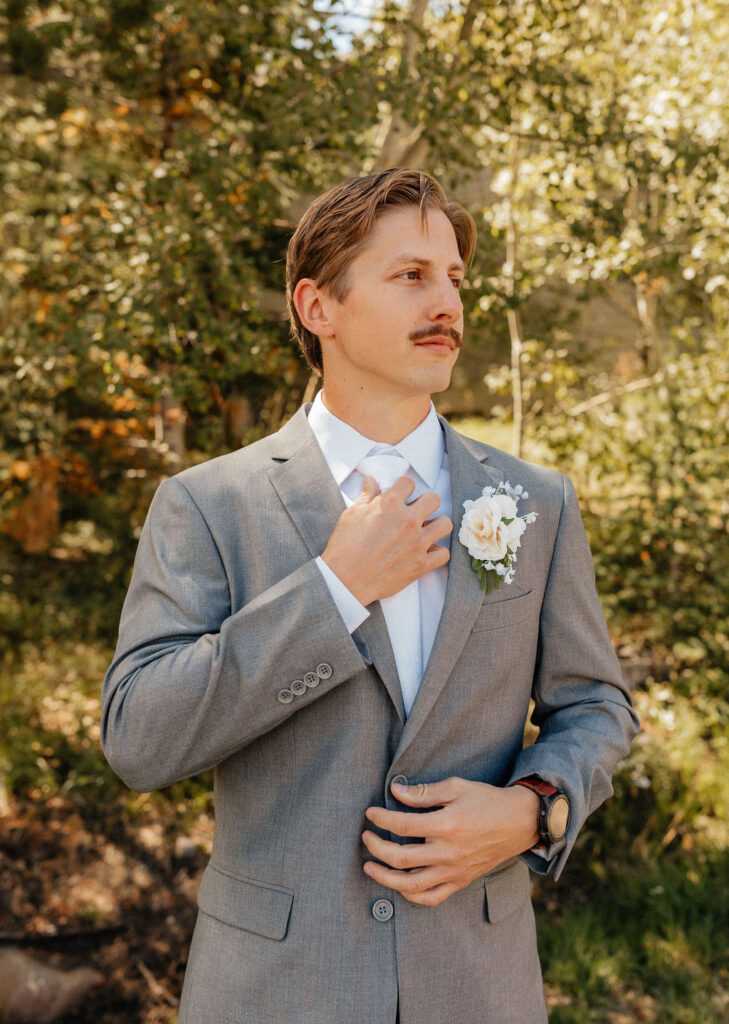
[566,372,664,417]
[458,0,480,43]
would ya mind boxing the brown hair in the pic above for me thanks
[286,168,477,374]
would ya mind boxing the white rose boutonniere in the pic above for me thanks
[458,481,538,593]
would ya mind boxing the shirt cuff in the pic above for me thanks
[315,557,370,634]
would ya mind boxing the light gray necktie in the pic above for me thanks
[356,447,422,715]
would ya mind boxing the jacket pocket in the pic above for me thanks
[471,588,538,632]
[483,859,531,924]
[197,863,294,940]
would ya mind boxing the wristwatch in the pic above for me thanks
[512,775,570,850]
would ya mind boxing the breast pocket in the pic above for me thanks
[471,588,539,632]
[197,863,294,941]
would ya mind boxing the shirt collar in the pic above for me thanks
[307,391,445,489]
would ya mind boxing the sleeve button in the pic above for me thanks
[277,688,294,704]
[303,671,319,688]
[290,679,307,696]
[315,662,333,680]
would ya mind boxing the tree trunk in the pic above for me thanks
[505,133,524,458]
[156,391,187,470]
[507,308,524,459]
[370,0,481,172]
[302,369,320,405]
[626,183,664,373]
[371,0,429,171]
[635,274,663,373]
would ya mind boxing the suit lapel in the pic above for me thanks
[267,407,405,723]
[356,605,406,723]
[393,420,504,758]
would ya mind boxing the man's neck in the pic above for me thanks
[318,386,432,444]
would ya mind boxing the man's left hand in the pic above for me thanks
[361,777,539,907]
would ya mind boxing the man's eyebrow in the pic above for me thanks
[384,253,466,274]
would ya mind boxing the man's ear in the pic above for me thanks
[293,279,336,339]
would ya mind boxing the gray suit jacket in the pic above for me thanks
[102,405,638,1024]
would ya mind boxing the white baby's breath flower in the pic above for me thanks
[503,515,527,551]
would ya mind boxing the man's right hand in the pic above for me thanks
[320,476,452,607]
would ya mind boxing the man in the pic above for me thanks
[102,169,638,1023]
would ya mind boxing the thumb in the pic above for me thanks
[391,777,458,807]
[357,474,381,503]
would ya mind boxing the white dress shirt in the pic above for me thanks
[308,392,451,715]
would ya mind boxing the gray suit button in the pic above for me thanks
[315,662,333,680]
[303,671,319,688]
[290,679,306,696]
[277,688,294,704]
[371,898,394,922]
[391,774,408,788]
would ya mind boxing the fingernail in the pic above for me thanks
[391,782,406,792]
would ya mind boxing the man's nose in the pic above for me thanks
[427,275,463,322]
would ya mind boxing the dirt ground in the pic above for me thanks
[0,794,212,1023]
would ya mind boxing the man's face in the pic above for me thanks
[319,205,465,403]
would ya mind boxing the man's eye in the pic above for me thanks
[400,270,420,280]
[451,277,464,289]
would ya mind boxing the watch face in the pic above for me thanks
[547,795,570,841]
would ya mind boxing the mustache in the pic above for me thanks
[409,325,463,349]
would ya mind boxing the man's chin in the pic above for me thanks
[423,366,456,395]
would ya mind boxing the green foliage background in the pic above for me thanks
[1,1,728,1020]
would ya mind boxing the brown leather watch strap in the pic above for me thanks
[510,775,558,850]
[511,774,557,798]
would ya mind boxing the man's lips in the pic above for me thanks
[415,337,455,351]
[410,326,462,349]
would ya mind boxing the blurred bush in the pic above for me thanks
[536,337,729,687]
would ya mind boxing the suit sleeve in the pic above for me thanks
[506,475,639,879]
[101,476,369,792]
